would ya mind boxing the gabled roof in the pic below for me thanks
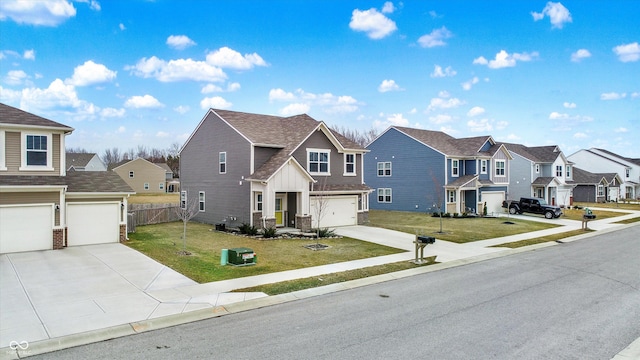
[591,148,640,167]
[503,143,564,163]
[0,172,133,193]
[0,103,74,132]
[111,157,166,172]
[154,163,173,174]
[188,109,366,182]
[572,167,621,186]
[66,153,99,168]
[532,177,560,186]
[391,127,499,157]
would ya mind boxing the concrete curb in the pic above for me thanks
[1,221,637,360]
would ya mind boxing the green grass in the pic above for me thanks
[125,221,403,283]
[367,210,559,243]
[614,217,640,224]
[573,202,640,211]
[560,207,625,221]
[490,229,594,248]
[234,257,437,295]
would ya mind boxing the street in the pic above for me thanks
[31,226,640,360]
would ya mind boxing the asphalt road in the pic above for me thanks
[33,226,640,360]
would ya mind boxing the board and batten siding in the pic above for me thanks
[180,112,252,226]
[365,128,446,212]
[491,149,509,184]
[508,153,533,200]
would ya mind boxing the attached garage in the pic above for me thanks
[311,195,357,228]
[66,202,120,246]
[0,204,54,253]
[481,191,506,216]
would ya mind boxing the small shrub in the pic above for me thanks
[453,213,459,218]
[262,227,277,238]
[239,223,258,236]
[444,213,451,218]
[314,228,336,238]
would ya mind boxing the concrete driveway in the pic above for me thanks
[0,244,264,349]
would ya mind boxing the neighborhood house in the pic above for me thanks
[0,103,134,254]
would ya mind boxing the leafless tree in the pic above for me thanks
[174,194,200,255]
[310,177,330,247]
[330,125,379,148]
[67,147,90,153]
[101,147,123,168]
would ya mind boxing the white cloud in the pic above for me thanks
[166,35,196,50]
[429,114,453,124]
[4,70,28,85]
[563,102,577,108]
[269,88,296,101]
[201,84,223,94]
[467,106,485,117]
[13,79,101,121]
[496,121,508,130]
[206,46,267,69]
[386,113,409,126]
[126,56,227,83]
[378,79,403,92]
[473,50,539,69]
[23,49,35,60]
[125,95,164,109]
[571,49,591,62]
[227,82,241,92]
[600,92,627,100]
[117,126,126,133]
[270,88,359,114]
[200,96,232,109]
[548,112,593,122]
[462,76,479,91]
[428,10,441,19]
[430,65,456,78]
[613,42,640,62]
[438,90,450,98]
[174,105,190,114]
[614,127,628,133]
[467,118,493,132]
[418,26,452,48]
[76,0,100,11]
[119,23,126,31]
[0,0,76,26]
[531,2,572,29]
[100,107,125,118]
[66,60,116,86]
[631,92,640,99]
[427,97,464,111]
[381,1,395,14]
[279,103,310,116]
[156,131,169,138]
[573,132,588,139]
[349,8,397,39]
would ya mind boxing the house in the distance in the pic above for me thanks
[571,167,622,203]
[180,109,370,231]
[503,143,575,207]
[568,148,639,201]
[111,158,169,193]
[66,152,107,171]
[365,126,512,216]
[0,103,134,254]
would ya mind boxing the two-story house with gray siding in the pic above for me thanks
[503,144,575,207]
[365,126,512,216]
[0,103,133,254]
[568,148,639,201]
[179,109,370,231]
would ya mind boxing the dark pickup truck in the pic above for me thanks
[502,197,563,219]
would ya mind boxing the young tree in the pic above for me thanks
[310,177,330,248]
[174,192,200,255]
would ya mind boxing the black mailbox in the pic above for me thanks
[416,235,435,244]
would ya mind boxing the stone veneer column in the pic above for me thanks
[296,214,312,232]
[119,224,127,242]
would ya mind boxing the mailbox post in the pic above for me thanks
[413,235,435,264]
[581,208,596,229]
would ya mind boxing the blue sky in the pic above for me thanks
[1,0,639,157]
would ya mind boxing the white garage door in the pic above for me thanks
[481,192,505,216]
[0,205,53,253]
[311,195,357,228]
[66,202,120,246]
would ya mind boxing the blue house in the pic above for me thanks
[365,126,512,216]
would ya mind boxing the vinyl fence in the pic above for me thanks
[127,203,180,232]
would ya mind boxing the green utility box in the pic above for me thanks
[227,247,256,266]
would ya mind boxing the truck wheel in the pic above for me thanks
[509,207,517,215]
[544,211,554,219]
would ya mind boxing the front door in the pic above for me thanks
[275,196,284,227]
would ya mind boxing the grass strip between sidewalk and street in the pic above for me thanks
[490,229,594,248]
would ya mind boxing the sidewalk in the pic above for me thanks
[2,209,639,359]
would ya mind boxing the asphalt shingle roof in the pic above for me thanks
[66,153,97,168]
[502,143,560,163]
[0,172,134,193]
[393,127,496,157]
[0,103,74,131]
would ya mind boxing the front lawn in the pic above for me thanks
[560,207,626,221]
[368,210,560,243]
[125,221,403,283]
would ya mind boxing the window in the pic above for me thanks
[480,160,487,174]
[199,191,205,212]
[535,164,540,173]
[159,183,165,190]
[129,171,134,178]
[495,160,505,176]
[180,191,187,209]
[255,193,263,211]
[452,159,459,177]
[447,190,456,203]
[144,183,149,190]
[556,165,562,177]
[308,149,330,174]
[219,152,226,174]
[597,185,604,197]
[377,162,391,177]
[566,165,571,178]
[625,168,630,179]
[26,134,47,166]
[377,188,392,203]
[344,153,355,175]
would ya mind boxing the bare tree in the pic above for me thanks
[67,147,91,153]
[310,177,330,247]
[174,193,200,255]
[101,147,123,168]
[330,125,379,148]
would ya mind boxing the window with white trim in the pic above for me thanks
[159,183,164,190]
[535,164,540,173]
[129,171,134,178]
[219,152,226,174]
[556,165,562,177]
[180,191,187,209]
[21,133,53,170]
[377,162,391,177]
[144,183,149,190]
[597,185,604,197]
[625,168,630,179]
[377,188,392,203]
[566,165,571,178]
[495,160,505,176]
[255,192,263,211]
[452,159,459,177]
[199,191,205,212]
[447,190,456,203]
[308,149,330,174]
[344,153,355,175]
[480,159,487,174]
